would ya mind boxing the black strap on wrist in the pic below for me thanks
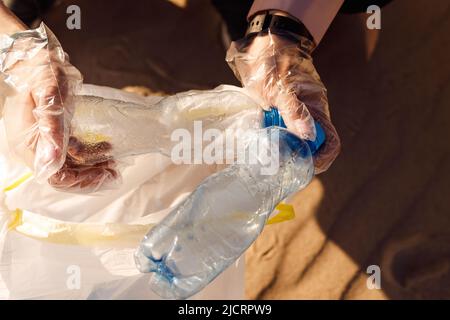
[245,12,314,43]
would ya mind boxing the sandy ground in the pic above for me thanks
[41,0,450,299]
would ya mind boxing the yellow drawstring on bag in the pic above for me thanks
[2,172,152,246]
[2,171,295,247]
[3,172,33,192]
[7,209,22,230]
[266,202,295,225]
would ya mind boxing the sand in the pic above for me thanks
[42,0,450,299]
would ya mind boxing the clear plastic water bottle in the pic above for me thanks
[134,108,325,299]
[70,87,262,161]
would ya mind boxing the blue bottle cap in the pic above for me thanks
[263,108,325,155]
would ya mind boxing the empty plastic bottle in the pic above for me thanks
[134,109,325,299]
[70,86,262,162]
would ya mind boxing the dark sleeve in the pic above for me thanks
[6,0,55,25]
[340,0,393,14]
[211,0,253,41]
[212,0,394,41]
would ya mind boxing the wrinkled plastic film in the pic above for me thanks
[0,83,246,299]
[50,86,263,192]
[0,22,266,193]
[70,87,262,160]
[0,23,82,181]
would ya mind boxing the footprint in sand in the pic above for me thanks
[381,233,450,299]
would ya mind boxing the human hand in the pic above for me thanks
[48,137,118,192]
[1,23,118,190]
[226,31,340,173]
[1,23,81,180]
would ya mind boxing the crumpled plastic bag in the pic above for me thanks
[49,85,263,192]
[0,23,265,193]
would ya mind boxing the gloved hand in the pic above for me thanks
[48,137,119,191]
[0,23,117,190]
[226,30,341,173]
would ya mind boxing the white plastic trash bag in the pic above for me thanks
[0,84,245,299]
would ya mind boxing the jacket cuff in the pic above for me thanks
[248,0,344,44]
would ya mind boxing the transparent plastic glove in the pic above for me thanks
[48,137,119,192]
[226,30,341,173]
[0,23,116,191]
